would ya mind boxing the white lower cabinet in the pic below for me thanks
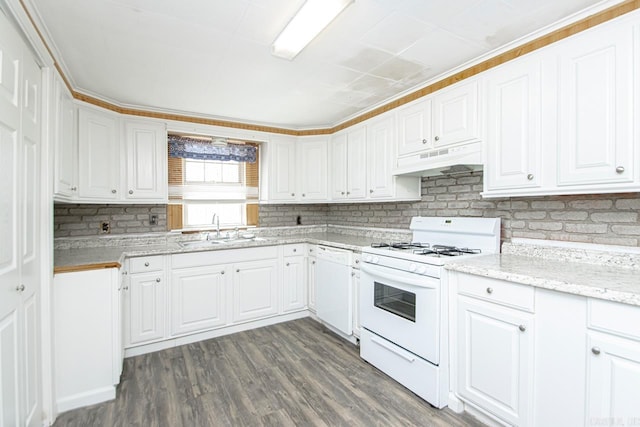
[170,265,229,335]
[125,255,167,346]
[307,247,317,313]
[457,295,534,426]
[232,258,279,323]
[53,268,122,412]
[282,245,306,313]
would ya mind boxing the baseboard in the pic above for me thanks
[56,386,116,414]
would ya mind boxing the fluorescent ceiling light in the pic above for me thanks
[272,0,354,60]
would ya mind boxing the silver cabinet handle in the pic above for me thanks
[129,190,133,194]
[486,287,493,294]
[519,325,526,332]
[236,269,240,273]
[293,248,297,252]
[351,272,355,277]
[527,174,534,180]
[155,278,161,282]
[16,284,25,292]
[616,166,625,174]
[111,189,117,193]
[144,262,149,267]
[70,186,77,191]
[291,193,295,196]
[434,136,440,141]
[309,248,314,253]
[123,285,129,290]
[221,270,225,275]
[346,191,350,195]
[369,189,374,193]
[592,347,601,355]
[355,259,360,264]
[312,261,316,265]
[341,191,345,195]
[302,193,306,197]
[422,139,427,144]
[286,262,290,267]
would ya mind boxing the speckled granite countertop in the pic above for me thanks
[446,239,640,306]
[53,226,408,273]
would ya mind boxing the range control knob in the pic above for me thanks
[409,263,417,272]
[417,266,426,274]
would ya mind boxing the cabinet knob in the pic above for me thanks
[312,261,316,265]
[111,189,117,194]
[486,287,493,294]
[155,278,161,282]
[346,191,350,195]
[123,285,129,290]
[341,191,345,195]
[70,186,77,191]
[422,139,427,144]
[616,166,625,174]
[286,262,290,266]
[144,262,149,267]
[519,325,526,332]
[355,259,360,264]
[309,249,314,253]
[16,284,25,292]
[434,136,440,141]
[351,272,355,277]
[129,190,133,194]
[527,174,534,180]
[302,193,306,197]
[592,347,601,355]
[293,248,297,252]
[221,270,225,275]
[236,269,240,273]
[369,189,374,193]
[291,193,295,197]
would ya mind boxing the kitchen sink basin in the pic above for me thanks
[178,240,227,248]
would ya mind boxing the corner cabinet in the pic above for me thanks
[78,108,121,200]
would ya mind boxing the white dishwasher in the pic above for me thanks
[315,245,353,335]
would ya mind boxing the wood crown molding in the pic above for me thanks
[21,0,640,137]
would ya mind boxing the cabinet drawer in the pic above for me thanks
[283,244,304,257]
[457,274,534,312]
[129,255,165,273]
[588,298,640,341]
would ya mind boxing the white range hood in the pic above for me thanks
[393,141,483,177]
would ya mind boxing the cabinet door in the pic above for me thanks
[78,108,120,200]
[330,133,348,199]
[232,259,279,323]
[346,127,367,199]
[53,81,78,198]
[298,139,328,201]
[307,256,317,312]
[267,138,297,201]
[397,99,432,156]
[557,24,635,186]
[367,115,394,199]
[282,255,306,313]
[127,272,165,345]
[124,120,167,201]
[432,80,479,148]
[171,266,228,336]
[587,331,640,422]
[484,58,542,191]
[457,296,533,426]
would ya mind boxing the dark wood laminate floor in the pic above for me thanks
[54,318,484,427]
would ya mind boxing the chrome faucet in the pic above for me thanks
[208,213,220,239]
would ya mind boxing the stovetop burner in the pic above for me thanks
[370,242,431,250]
[413,245,482,257]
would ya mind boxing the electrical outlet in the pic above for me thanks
[150,214,158,226]
[101,221,111,234]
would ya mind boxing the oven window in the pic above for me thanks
[374,282,416,322]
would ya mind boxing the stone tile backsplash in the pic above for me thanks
[259,173,640,247]
[54,204,167,237]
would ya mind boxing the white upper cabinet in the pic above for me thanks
[330,126,366,200]
[123,119,168,201]
[367,115,395,199]
[396,98,432,156]
[264,136,297,201]
[432,80,479,148]
[556,23,636,187]
[78,108,121,200]
[297,137,328,201]
[397,80,479,158]
[53,78,78,199]
[484,56,544,192]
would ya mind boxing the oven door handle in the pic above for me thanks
[370,335,416,363]
[361,264,438,289]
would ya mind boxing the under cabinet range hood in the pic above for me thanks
[393,141,483,177]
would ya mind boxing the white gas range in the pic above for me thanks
[359,217,501,408]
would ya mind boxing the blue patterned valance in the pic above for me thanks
[168,135,257,163]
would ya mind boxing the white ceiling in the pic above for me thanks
[30,0,612,129]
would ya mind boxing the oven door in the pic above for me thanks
[360,262,440,365]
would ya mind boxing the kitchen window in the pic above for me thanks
[167,134,260,230]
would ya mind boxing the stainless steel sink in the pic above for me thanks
[178,240,226,248]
